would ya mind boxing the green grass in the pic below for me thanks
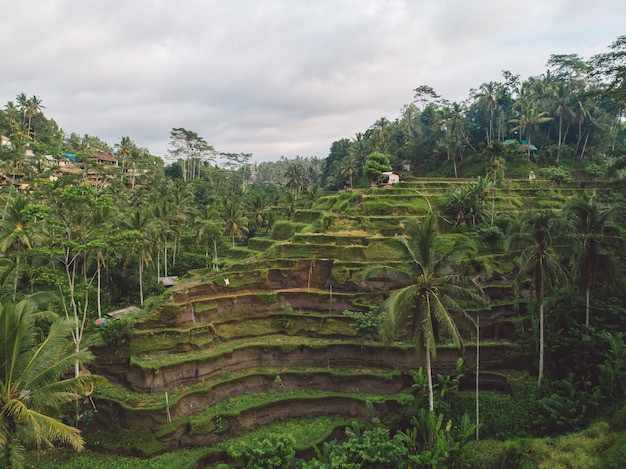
[26,448,211,469]
[96,365,403,409]
[158,389,406,438]
[130,334,410,370]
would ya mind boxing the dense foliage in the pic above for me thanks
[1,35,626,468]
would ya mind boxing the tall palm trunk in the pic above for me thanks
[585,286,591,326]
[139,259,144,306]
[538,300,545,387]
[426,345,434,412]
[12,253,20,301]
[476,312,480,441]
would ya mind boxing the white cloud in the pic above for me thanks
[1,0,624,162]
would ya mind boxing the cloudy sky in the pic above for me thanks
[2,1,624,163]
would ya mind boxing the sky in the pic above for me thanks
[1,0,624,164]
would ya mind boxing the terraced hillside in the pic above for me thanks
[87,177,618,459]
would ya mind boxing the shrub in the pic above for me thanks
[343,310,383,339]
[540,167,573,184]
[498,439,535,469]
[98,316,135,347]
[228,433,296,469]
[272,221,306,240]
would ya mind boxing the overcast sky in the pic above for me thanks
[2,1,624,163]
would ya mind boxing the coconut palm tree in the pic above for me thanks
[338,154,359,189]
[285,162,306,199]
[565,196,621,326]
[549,81,574,161]
[25,96,45,139]
[0,297,100,468]
[246,193,268,235]
[222,199,248,248]
[365,214,484,411]
[123,208,155,306]
[350,132,370,174]
[476,82,499,145]
[194,205,224,271]
[0,195,40,299]
[507,210,569,386]
[510,100,552,158]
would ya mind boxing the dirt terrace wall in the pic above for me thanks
[92,372,409,432]
[158,290,364,328]
[165,397,397,449]
[126,343,519,393]
[172,259,337,303]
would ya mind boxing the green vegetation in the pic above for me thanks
[3,35,626,468]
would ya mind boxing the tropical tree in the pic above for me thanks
[338,153,359,189]
[507,210,569,386]
[168,128,214,181]
[246,193,268,235]
[24,96,45,139]
[413,85,440,111]
[284,162,307,199]
[564,196,621,326]
[123,208,155,306]
[444,176,492,228]
[194,205,224,272]
[279,191,297,220]
[371,116,392,153]
[475,82,499,145]
[0,195,39,299]
[363,152,392,186]
[0,297,100,468]
[365,215,484,411]
[44,185,112,376]
[590,34,626,151]
[114,136,136,185]
[509,100,552,158]
[549,81,574,161]
[222,199,248,247]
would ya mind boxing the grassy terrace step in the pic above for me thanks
[126,335,517,393]
[169,287,369,307]
[290,232,389,246]
[157,391,404,448]
[247,236,277,251]
[131,313,357,354]
[80,416,351,463]
[265,242,394,261]
[130,335,397,368]
[97,366,404,410]
[228,246,263,260]
[93,372,407,444]
[90,390,403,455]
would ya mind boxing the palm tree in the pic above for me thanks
[194,205,224,271]
[573,99,590,155]
[365,215,484,411]
[0,297,100,468]
[222,199,248,247]
[114,136,136,185]
[476,82,498,145]
[246,194,268,234]
[123,208,155,306]
[507,210,569,386]
[15,93,29,125]
[509,100,552,158]
[350,132,370,174]
[549,81,574,161]
[0,195,39,299]
[565,196,621,326]
[372,117,391,153]
[284,162,306,199]
[338,154,359,189]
